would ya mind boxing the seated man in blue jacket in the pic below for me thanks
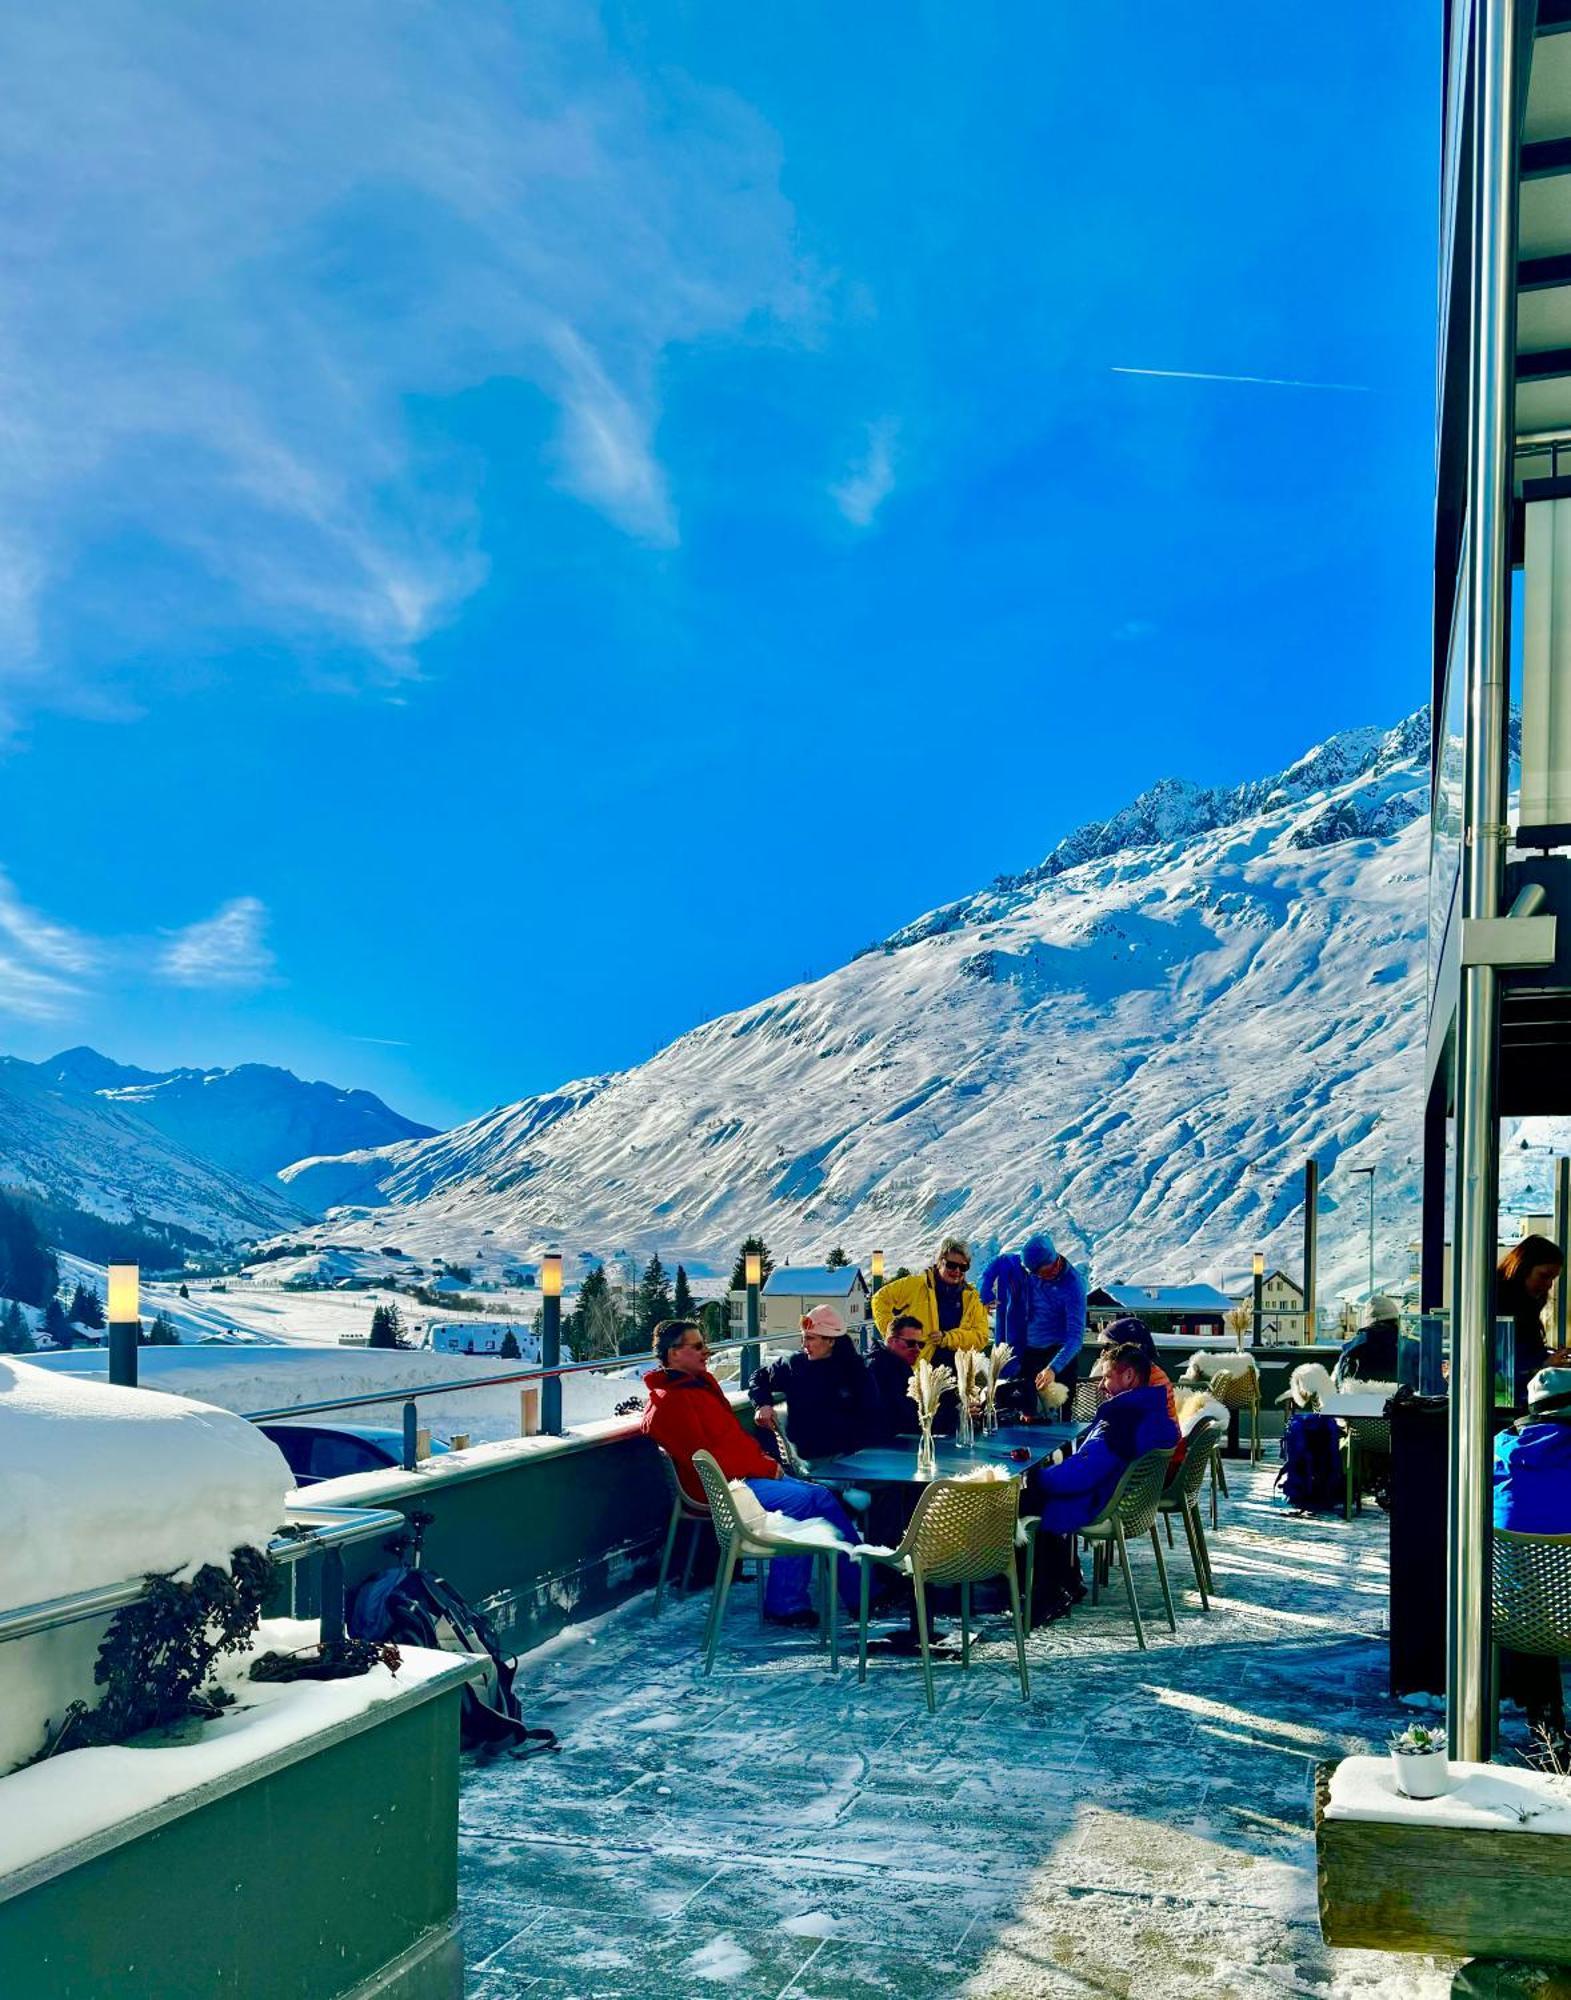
[1025,1341,1178,1622]
[1494,1367,1571,1749]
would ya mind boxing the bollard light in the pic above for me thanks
[108,1262,140,1389]
[541,1252,563,1437]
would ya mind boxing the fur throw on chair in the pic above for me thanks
[1283,1361,1334,1409]
[1181,1350,1257,1383]
[1176,1391,1230,1436]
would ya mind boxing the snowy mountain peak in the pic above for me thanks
[266,708,1458,1299]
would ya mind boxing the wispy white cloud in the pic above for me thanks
[831,420,898,528]
[157,898,275,991]
[349,1034,411,1048]
[1111,365,1369,393]
[0,4,812,726]
[0,868,98,978]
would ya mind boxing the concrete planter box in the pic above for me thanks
[0,1653,478,2000]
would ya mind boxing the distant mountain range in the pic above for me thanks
[39,1048,435,1187]
[13,709,1564,1295]
[270,709,1522,1299]
[0,1051,433,1246]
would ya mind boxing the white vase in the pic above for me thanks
[1391,1747,1450,1800]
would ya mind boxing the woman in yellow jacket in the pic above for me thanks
[869,1238,991,1360]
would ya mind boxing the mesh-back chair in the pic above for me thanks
[1076,1447,1178,1651]
[1492,1529,1571,1684]
[855,1477,1029,1712]
[1341,1413,1392,1520]
[690,1450,849,1675]
[1208,1367,1262,1464]
[1158,1420,1220,1611]
[1071,1378,1105,1424]
[653,1445,712,1615]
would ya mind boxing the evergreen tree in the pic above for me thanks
[0,1194,59,1308]
[893,1266,912,1281]
[179,1282,190,1299]
[499,1327,521,1360]
[728,1237,774,1292]
[146,1312,179,1346]
[636,1254,674,1342]
[68,1282,106,1327]
[825,1247,850,1269]
[368,1302,408,1350]
[673,1264,696,1320]
[43,1298,72,1347]
[1,1299,33,1352]
[697,1299,729,1349]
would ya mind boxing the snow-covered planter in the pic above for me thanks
[1390,1723,1450,1800]
[0,1357,290,1776]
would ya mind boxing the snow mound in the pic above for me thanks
[0,1360,291,1775]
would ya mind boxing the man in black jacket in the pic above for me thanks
[866,1313,959,1447]
[751,1304,875,1461]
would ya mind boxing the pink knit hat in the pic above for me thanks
[800,1304,847,1338]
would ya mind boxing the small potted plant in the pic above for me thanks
[1390,1722,1451,1799]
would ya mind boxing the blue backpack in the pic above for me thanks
[1276,1413,1344,1512]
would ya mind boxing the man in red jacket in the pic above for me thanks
[642,1320,858,1627]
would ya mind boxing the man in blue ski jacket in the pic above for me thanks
[1025,1342,1177,1620]
[1493,1367,1571,1749]
[981,1234,1087,1418]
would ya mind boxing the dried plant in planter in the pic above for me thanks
[250,1637,402,1683]
[40,1545,275,1761]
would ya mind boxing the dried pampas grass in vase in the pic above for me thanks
[907,1356,955,1478]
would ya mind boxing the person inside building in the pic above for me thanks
[869,1237,991,1359]
[1498,1236,1569,1407]
[1024,1342,1179,1623]
[642,1319,859,1628]
[1333,1294,1403,1386]
[1493,1365,1571,1753]
[750,1304,874,1461]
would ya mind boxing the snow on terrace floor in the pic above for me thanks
[456,1467,1470,2000]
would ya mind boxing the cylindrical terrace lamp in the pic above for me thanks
[541,1253,563,1437]
[108,1263,140,1388]
[742,1249,762,1383]
[1251,1252,1264,1349]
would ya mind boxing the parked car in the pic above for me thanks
[258,1422,452,1485]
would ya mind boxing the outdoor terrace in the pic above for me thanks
[455,1466,1473,2000]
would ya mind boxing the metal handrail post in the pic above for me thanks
[1448,0,1522,1767]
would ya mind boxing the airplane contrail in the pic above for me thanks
[1111,365,1369,393]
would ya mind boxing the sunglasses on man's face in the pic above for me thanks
[891,1333,922,1349]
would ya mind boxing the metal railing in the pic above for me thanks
[0,1502,405,1654]
[238,1331,796,1471]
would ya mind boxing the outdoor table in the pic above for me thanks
[806,1423,1082,1653]
[805,1422,1079,1488]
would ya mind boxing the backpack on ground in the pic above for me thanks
[1276,1412,1344,1513]
[349,1533,557,1759]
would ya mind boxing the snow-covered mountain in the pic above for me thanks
[0,1058,303,1245]
[278,711,1486,1300]
[37,1049,435,1191]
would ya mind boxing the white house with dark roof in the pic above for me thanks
[749,1264,872,1340]
[1086,1282,1232,1339]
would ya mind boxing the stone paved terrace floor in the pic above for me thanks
[457,1464,1485,2000]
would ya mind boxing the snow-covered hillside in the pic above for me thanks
[279,712,1495,1300]
[0,1057,303,1245]
[37,1048,434,1193]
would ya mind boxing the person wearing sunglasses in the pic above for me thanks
[865,1314,961,1449]
[641,1318,860,1628]
[868,1237,991,1361]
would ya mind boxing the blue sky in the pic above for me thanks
[0,2,1437,1129]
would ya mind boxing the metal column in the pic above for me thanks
[1302,1158,1319,1342]
[1447,0,1521,1766]
[1556,1157,1570,1348]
